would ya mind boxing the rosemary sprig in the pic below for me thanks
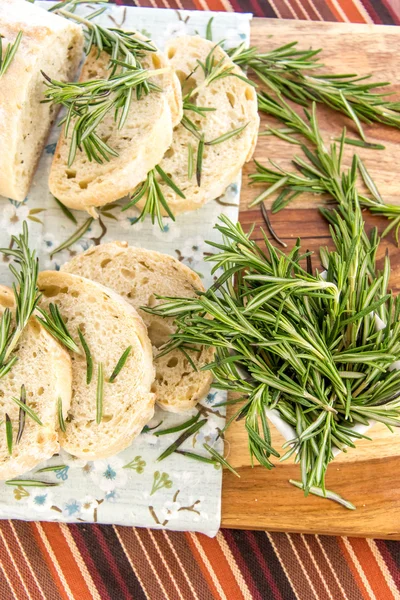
[157,419,207,462]
[147,205,400,504]
[249,100,400,241]
[229,40,400,140]
[46,2,160,165]
[123,166,182,229]
[0,31,22,78]
[42,67,164,166]
[78,328,93,384]
[0,222,40,365]
[96,362,104,424]
[109,346,131,382]
[37,304,82,355]
[289,480,356,510]
[57,397,66,433]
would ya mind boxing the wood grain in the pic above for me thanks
[221,18,400,538]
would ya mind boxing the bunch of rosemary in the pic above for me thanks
[45,0,160,165]
[229,41,400,142]
[145,198,400,506]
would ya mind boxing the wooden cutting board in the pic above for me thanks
[221,18,400,538]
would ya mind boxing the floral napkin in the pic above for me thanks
[0,4,252,537]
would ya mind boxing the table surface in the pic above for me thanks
[221,17,400,538]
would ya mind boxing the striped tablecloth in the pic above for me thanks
[2,1,400,599]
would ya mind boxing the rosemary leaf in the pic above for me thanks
[37,465,66,473]
[157,419,207,462]
[175,449,218,465]
[5,414,12,456]
[187,143,194,180]
[58,397,66,433]
[96,362,104,424]
[123,168,177,229]
[5,479,59,487]
[78,328,93,384]
[196,136,205,187]
[154,413,200,436]
[289,480,356,510]
[12,396,43,426]
[53,197,78,225]
[203,443,240,477]
[109,346,132,383]
[205,17,213,41]
[16,385,26,444]
[49,217,93,259]
[205,123,248,146]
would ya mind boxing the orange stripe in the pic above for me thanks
[335,0,368,22]
[186,533,221,599]
[0,528,29,600]
[39,523,93,600]
[31,523,76,600]
[197,534,245,600]
[348,539,395,600]
[338,538,371,600]
[323,0,345,20]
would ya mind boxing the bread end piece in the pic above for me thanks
[0,0,84,201]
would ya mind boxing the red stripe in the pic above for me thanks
[92,525,133,600]
[69,525,112,600]
[223,531,264,600]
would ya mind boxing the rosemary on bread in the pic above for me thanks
[0,222,40,376]
[0,30,22,78]
[229,41,400,141]
[146,202,400,507]
[45,1,163,165]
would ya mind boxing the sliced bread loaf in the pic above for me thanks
[134,35,259,215]
[61,242,214,412]
[0,0,84,202]
[37,271,155,459]
[0,286,72,481]
[48,36,183,216]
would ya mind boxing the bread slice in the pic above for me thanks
[61,242,214,412]
[0,286,72,481]
[48,36,183,216]
[134,35,259,215]
[37,271,155,459]
[0,0,84,202]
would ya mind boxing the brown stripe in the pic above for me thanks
[317,536,364,600]
[269,533,317,600]
[303,534,345,600]
[16,522,62,600]
[290,535,332,600]
[146,529,186,600]
[0,525,30,600]
[115,526,170,600]
[169,531,215,600]
[1,522,44,600]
